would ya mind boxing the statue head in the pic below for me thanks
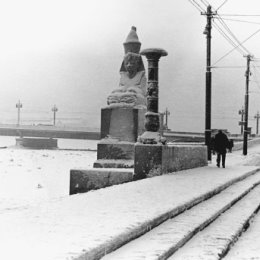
[120,52,145,76]
[123,52,141,78]
[119,26,145,76]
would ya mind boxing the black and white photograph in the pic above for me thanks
[1,0,260,259]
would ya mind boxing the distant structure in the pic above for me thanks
[162,107,170,130]
[51,105,58,126]
[16,100,22,126]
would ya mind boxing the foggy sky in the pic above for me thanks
[1,0,260,133]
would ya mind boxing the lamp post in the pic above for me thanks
[139,48,168,144]
[16,100,22,126]
[51,105,58,126]
[163,107,170,130]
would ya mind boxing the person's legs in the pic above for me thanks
[222,152,226,168]
[216,153,221,167]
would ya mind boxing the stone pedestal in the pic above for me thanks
[134,144,208,179]
[97,142,134,160]
[101,107,146,142]
[70,168,133,195]
[69,26,148,194]
[94,107,146,168]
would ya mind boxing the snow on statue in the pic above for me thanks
[107,26,147,108]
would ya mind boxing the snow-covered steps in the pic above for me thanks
[223,203,260,259]
[1,166,259,260]
[170,185,260,260]
[101,171,260,260]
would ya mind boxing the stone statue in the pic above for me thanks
[107,27,147,108]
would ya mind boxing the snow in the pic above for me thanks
[101,172,260,259]
[0,136,97,210]
[0,136,260,260]
[224,206,260,259]
[170,184,260,260]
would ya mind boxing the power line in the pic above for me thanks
[215,17,260,25]
[212,20,246,56]
[216,0,228,12]
[212,27,260,66]
[198,0,209,7]
[198,4,252,65]
[210,65,245,69]
[251,64,260,90]
[215,15,252,54]
[190,1,260,84]
[218,14,260,17]
[203,2,256,65]
[188,0,205,12]
[189,0,205,12]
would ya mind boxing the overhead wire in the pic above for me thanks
[215,17,260,25]
[188,0,203,12]
[189,1,260,67]
[188,0,260,126]
[214,13,252,55]
[218,14,260,17]
[211,65,260,68]
[196,1,254,65]
[189,0,205,12]
[212,27,260,66]
[215,0,228,12]
[198,0,209,8]
[210,66,245,69]
[251,64,260,90]
[212,20,246,56]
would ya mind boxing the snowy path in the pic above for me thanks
[0,137,260,260]
[169,185,260,260]
[223,204,260,259]
[102,171,260,260]
[0,165,258,260]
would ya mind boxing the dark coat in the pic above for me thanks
[214,131,229,153]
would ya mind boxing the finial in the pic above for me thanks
[123,26,141,54]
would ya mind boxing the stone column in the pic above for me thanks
[139,48,168,144]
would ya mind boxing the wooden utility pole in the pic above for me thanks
[202,5,216,161]
[243,55,253,155]
[238,107,245,135]
[16,100,22,126]
[254,111,260,135]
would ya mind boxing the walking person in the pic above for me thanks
[214,130,230,168]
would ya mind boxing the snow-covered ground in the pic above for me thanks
[1,135,258,212]
[1,136,260,260]
[0,136,98,210]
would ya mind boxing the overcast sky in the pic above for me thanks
[1,0,260,133]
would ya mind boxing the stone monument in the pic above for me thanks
[70,28,208,195]
[94,26,147,168]
[134,48,208,179]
